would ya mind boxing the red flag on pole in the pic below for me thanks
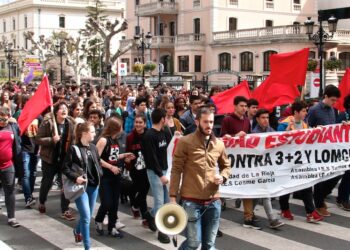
[18,75,52,135]
[269,48,309,86]
[211,80,251,114]
[252,48,309,110]
[334,68,350,112]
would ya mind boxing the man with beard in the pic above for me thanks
[36,101,75,220]
[170,107,231,250]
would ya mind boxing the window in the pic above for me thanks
[263,50,277,71]
[135,0,139,5]
[229,17,237,31]
[309,51,316,59]
[3,20,6,32]
[229,0,238,6]
[194,18,200,40]
[12,18,16,31]
[218,53,231,71]
[293,0,301,11]
[178,56,189,72]
[59,16,65,28]
[24,15,28,28]
[266,0,274,8]
[170,22,176,36]
[13,39,16,48]
[265,20,273,27]
[195,55,201,72]
[240,51,253,71]
[339,52,350,70]
[193,0,200,8]
[159,23,164,36]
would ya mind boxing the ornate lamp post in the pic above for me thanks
[4,43,14,82]
[304,15,338,98]
[134,30,152,84]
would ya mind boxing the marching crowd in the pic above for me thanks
[0,80,350,250]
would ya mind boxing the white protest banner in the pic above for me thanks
[167,124,350,199]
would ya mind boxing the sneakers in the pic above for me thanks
[141,219,149,229]
[61,210,75,221]
[8,218,20,228]
[158,231,170,244]
[115,220,125,230]
[243,220,262,230]
[281,210,294,220]
[235,199,242,208]
[316,207,331,217]
[252,214,260,222]
[131,207,141,219]
[73,229,83,243]
[217,229,223,237]
[25,197,36,208]
[145,212,157,232]
[95,222,104,235]
[307,210,323,223]
[103,216,108,225]
[38,204,46,214]
[269,219,285,229]
[109,228,123,238]
[336,201,350,211]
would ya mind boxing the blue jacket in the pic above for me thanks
[124,111,152,134]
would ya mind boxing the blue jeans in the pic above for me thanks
[75,185,99,250]
[146,169,169,217]
[22,151,38,202]
[179,199,221,250]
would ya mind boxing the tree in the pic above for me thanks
[81,0,134,83]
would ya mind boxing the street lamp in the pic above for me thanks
[134,30,152,84]
[304,15,338,98]
[4,43,14,82]
[55,40,64,83]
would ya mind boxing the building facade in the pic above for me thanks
[0,0,125,81]
[120,0,350,88]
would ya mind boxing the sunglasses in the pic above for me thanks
[0,117,8,122]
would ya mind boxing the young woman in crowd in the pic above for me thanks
[82,100,97,120]
[162,101,182,136]
[94,117,135,237]
[62,122,103,250]
[125,114,155,230]
[174,96,187,119]
[69,101,84,123]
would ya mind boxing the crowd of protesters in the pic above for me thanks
[1,79,350,250]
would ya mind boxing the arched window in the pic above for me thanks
[309,51,316,59]
[218,53,231,71]
[339,52,350,70]
[263,50,277,71]
[240,51,253,71]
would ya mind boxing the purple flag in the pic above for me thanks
[24,67,35,84]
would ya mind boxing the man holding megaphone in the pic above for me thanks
[169,107,231,250]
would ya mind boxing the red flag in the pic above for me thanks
[211,81,251,114]
[252,48,309,110]
[334,68,350,112]
[18,75,52,135]
[269,48,309,86]
[252,77,300,111]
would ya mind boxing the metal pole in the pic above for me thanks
[8,57,11,82]
[60,45,63,83]
[318,21,324,99]
[142,32,145,85]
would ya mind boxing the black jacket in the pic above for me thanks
[62,143,103,185]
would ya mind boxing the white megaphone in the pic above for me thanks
[155,203,188,236]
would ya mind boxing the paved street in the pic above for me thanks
[1,169,350,250]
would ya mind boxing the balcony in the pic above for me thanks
[265,1,274,9]
[176,33,206,46]
[119,39,134,50]
[212,25,309,45]
[151,36,175,48]
[135,1,179,17]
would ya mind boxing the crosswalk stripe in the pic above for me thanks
[219,217,321,250]
[14,209,114,250]
[0,241,13,250]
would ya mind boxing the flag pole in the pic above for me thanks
[51,106,59,137]
[300,85,305,101]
